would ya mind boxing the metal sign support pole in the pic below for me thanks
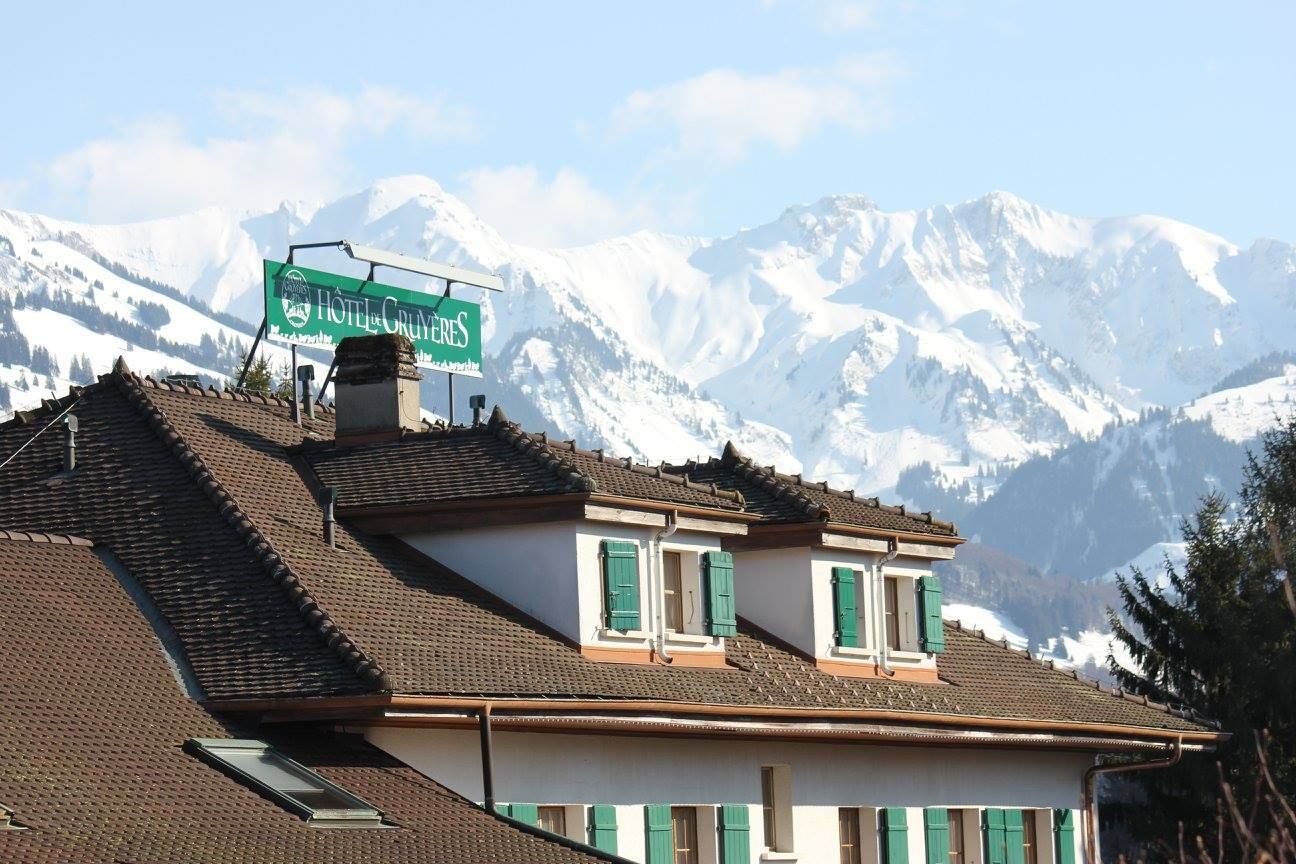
[291,343,300,425]
[315,263,376,405]
[237,241,341,392]
[445,280,455,425]
[235,318,267,391]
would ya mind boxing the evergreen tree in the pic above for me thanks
[234,354,275,395]
[1108,417,1296,851]
[230,353,294,400]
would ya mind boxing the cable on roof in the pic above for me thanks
[0,393,84,475]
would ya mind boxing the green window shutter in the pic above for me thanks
[1053,810,1076,864]
[704,551,738,637]
[924,808,950,864]
[1004,810,1025,864]
[831,567,858,647]
[498,803,512,818]
[588,805,618,855]
[983,808,1007,864]
[884,807,910,864]
[602,540,640,631]
[510,803,539,826]
[719,804,751,864]
[918,575,945,653]
[644,804,672,864]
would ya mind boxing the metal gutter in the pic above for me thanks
[209,693,1224,746]
[1082,737,1183,863]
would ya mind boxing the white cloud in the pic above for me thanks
[611,54,901,163]
[457,165,693,248]
[41,86,470,223]
[818,0,879,30]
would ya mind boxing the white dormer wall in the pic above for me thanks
[404,520,586,642]
[399,518,727,659]
[732,545,938,675]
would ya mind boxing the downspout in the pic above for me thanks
[478,702,496,813]
[1082,736,1182,863]
[876,537,901,676]
[653,510,679,663]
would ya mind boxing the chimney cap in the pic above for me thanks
[334,334,422,386]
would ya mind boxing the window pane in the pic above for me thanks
[762,767,776,848]
[949,809,964,864]
[672,807,698,864]
[839,808,861,864]
[663,552,684,632]
[884,577,900,650]
[1023,812,1037,864]
[538,806,566,837]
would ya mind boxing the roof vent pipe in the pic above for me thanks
[297,365,316,421]
[469,394,486,427]
[321,486,337,548]
[61,414,78,473]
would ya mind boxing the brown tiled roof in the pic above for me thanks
[0,533,608,864]
[305,405,744,512]
[0,370,1207,736]
[675,441,959,537]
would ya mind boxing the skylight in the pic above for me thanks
[185,738,385,827]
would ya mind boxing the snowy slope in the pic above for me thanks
[4,177,1295,667]
[8,177,1294,499]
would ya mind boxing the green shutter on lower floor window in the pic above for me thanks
[917,575,945,653]
[1004,809,1025,864]
[720,804,751,864]
[832,567,858,647]
[497,803,512,818]
[884,807,910,864]
[509,803,539,826]
[1053,809,1076,864]
[983,808,1008,864]
[588,805,618,855]
[704,551,738,636]
[644,804,672,864]
[602,540,641,631]
[924,808,950,864]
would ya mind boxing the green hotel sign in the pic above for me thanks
[263,259,483,377]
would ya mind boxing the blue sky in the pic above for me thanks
[2,1,1292,247]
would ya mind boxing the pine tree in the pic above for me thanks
[234,354,275,395]
[1108,417,1296,850]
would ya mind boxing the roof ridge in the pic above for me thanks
[0,529,93,546]
[0,387,86,429]
[541,436,746,505]
[109,361,392,691]
[719,441,957,534]
[945,619,1218,728]
[486,405,597,492]
[720,441,827,520]
[126,363,339,415]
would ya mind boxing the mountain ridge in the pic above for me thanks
[1,177,1293,662]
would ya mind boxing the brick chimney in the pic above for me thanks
[332,334,423,441]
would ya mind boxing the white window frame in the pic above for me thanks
[760,765,795,853]
[880,570,922,654]
[662,545,706,637]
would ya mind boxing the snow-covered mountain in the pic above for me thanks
[5,176,1293,502]
[3,175,1294,660]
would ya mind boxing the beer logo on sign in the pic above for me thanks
[280,269,311,329]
